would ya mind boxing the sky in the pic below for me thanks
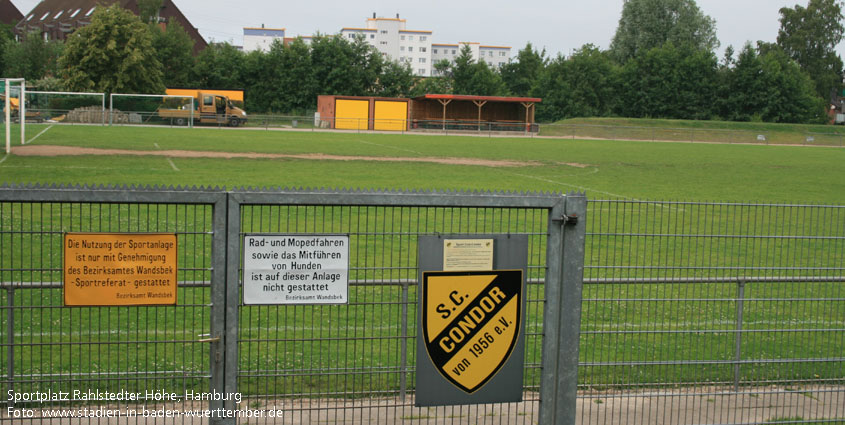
[11,0,845,59]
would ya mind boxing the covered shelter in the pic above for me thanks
[410,94,541,132]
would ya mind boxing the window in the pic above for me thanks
[348,34,355,39]
[400,35,405,40]
[380,41,387,45]
[408,35,414,41]
[400,46,405,51]
[40,11,50,20]
[203,96,214,106]
[419,57,426,63]
[54,10,63,19]
[408,46,413,52]
[381,30,388,34]
[26,14,33,21]
[420,36,427,41]
[433,49,438,54]
[69,8,81,18]
[488,51,493,57]
[451,49,456,54]
[419,68,426,75]
[370,34,374,39]
[420,47,426,52]
[85,7,95,16]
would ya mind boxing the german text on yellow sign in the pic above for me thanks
[422,270,523,393]
[63,233,178,306]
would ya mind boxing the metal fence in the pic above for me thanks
[0,186,843,424]
[581,200,845,424]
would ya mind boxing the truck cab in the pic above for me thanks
[198,92,248,127]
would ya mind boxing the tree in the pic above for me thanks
[718,43,767,121]
[610,0,719,63]
[377,61,415,97]
[757,47,827,123]
[2,31,64,81]
[59,4,164,94]
[618,43,719,119]
[191,42,245,89]
[500,42,546,96]
[137,0,164,24]
[310,34,383,97]
[776,0,845,99]
[150,22,195,87]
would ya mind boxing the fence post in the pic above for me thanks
[399,280,409,401]
[207,192,230,425]
[5,287,13,409]
[733,279,746,392]
[539,192,587,425]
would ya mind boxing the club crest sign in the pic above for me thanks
[421,270,523,394]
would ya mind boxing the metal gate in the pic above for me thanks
[0,186,228,422]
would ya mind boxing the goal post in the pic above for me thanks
[3,78,25,155]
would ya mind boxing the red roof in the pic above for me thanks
[414,94,542,103]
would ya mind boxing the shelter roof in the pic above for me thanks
[413,94,542,103]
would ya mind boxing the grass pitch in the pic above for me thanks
[1,124,844,203]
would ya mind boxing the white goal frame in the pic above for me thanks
[3,78,25,154]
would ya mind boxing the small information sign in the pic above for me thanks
[243,234,349,305]
[443,239,494,271]
[63,233,178,306]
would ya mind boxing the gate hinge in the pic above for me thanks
[552,213,578,226]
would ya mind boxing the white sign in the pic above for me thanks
[243,234,349,304]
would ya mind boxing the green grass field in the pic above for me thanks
[1,123,843,403]
[2,123,845,203]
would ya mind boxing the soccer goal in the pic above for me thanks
[2,78,25,154]
[109,93,195,127]
[25,90,106,125]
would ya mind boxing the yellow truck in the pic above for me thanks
[157,90,248,127]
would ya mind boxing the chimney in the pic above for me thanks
[396,13,399,19]
[261,23,264,28]
[373,12,376,18]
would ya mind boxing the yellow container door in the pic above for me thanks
[373,101,407,131]
[335,99,369,130]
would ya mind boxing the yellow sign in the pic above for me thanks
[443,239,494,271]
[422,270,522,393]
[63,233,178,306]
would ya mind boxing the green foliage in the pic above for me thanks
[310,34,383,97]
[59,4,164,95]
[757,48,827,123]
[610,0,719,63]
[449,45,508,96]
[2,31,64,80]
[191,42,245,89]
[0,23,14,75]
[534,45,619,121]
[618,43,719,120]
[137,0,164,24]
[377,60,415,97]
[776,0,845,99]
[500,42,546,96]
[150,22,195,87]
[244,39,315,112]
[410,59,452,96]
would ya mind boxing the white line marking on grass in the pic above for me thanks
[25,125,53,144]
[2,164,170,171]
[505,171,685,211]
[153,142,179,171]
[0,155,8,165]
[166,157,180,171]
[357,139,425,155]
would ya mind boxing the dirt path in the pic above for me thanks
[11,145,538,168]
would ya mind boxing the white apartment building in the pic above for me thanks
[340,14,510,77]
[245,15,511,76]
[431,42,511,73]
[243,26,286,52]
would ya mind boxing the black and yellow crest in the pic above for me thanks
[421,270,523,394]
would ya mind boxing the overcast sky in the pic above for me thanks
[12,0,845,59]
